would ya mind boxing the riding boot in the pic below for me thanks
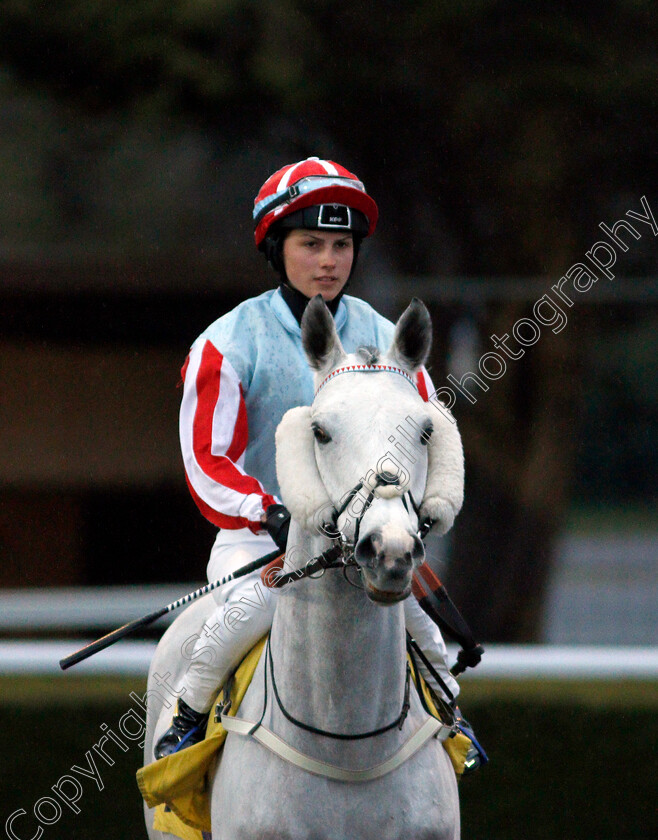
[154,698,209,760]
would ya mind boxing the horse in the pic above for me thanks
[143,296,465,839]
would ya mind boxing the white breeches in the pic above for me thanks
[182,530,460,713]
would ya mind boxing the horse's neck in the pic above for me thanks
[269,535,407,733]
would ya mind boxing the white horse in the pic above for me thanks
[143,296,465,839]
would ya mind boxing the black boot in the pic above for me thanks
[154,698,209,760]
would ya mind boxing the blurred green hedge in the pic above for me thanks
[1,698,655,839]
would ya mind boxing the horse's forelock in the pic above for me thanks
[355,346,380,365]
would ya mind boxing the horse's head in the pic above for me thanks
[276,296,464,604]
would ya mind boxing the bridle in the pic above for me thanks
[266,636,412,740]
[218,370,458,775]
[270,470,426,588]
[258,474,435,743]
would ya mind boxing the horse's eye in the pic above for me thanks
[312,424,332,444]
[420,424,433,446]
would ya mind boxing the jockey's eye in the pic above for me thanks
[312,423,332,444]
[419,424,433,446]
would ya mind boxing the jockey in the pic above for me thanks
[155,157,482,770]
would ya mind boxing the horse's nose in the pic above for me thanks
[355,530,424,573]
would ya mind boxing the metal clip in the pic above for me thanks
[214,696,231,723]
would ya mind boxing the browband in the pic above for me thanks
[315,364,418,397]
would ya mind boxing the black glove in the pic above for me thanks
[418,516,434,540]
[263,504,291,552]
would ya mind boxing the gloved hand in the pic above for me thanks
[263,504,291,552]
[418,516,434,540]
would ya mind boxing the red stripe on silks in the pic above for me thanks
[192,343,271,497]
[181,353,191,383]
[226,382,248,462]
[184,474,249,530]
[416,370,429,402]
[185,475,275,533]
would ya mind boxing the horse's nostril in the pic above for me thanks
[356,530,424,572]
[354,531,381,569]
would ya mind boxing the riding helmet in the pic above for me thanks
[253,157,379,275]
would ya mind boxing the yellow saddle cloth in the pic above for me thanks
[137,636,470,840]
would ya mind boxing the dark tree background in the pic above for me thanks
[1,0,656,640]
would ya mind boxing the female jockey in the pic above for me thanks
[155,157,480,769]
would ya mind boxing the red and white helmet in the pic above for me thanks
[253,157,379,248]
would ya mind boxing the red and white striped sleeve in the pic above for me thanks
[179,338,277,533]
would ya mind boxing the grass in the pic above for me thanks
[1,676,656,840]
[565,502,658,534]
[0,675,147,707]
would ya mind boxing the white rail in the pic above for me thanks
[0,585,202,631]
[2,586,657,678]
[1,640,657,678]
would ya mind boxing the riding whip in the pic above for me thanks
[411,563,484,676]
[59,549,283,670]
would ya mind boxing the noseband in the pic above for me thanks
[328,470,422,546]
[268,471,424,588]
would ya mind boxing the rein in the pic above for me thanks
[267,636,412,740]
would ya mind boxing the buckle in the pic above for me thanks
[214,696,231,723]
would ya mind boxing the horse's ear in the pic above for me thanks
[301,295,345,374]
[389,298,432,372]
[420,407,464,535]
[276,406,333,533]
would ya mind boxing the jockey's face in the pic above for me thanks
[282,229,354,301]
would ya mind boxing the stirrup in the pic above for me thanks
[456,716,488,775]
[154,698,209,760]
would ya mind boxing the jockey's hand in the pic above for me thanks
[418,516,434,539]
[263,504,291,552]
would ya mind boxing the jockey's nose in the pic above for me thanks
[320,246,336,268]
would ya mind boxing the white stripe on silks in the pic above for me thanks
[320,159,338,175]
[278,158,338,191]
[278,161,303,191]
[185,419,263,518]
[211,353,242,456]
[179,342,265,519]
